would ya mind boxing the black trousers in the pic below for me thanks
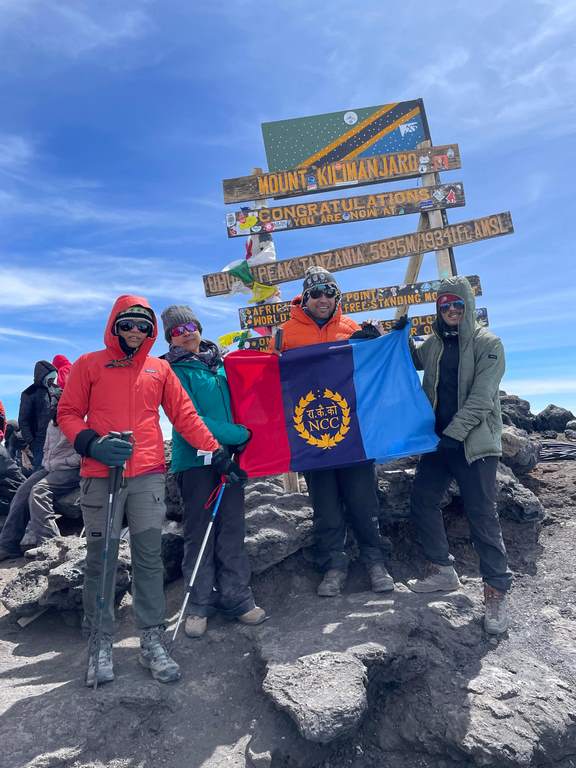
[178,466,254,618]
[304,461,385,572]
[410,446,513,592]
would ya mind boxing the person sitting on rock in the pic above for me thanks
[58,295,237,687]
[161,305,266,638]
[273,266,394,598]
[407,275,512,634]
[21,382,81,550]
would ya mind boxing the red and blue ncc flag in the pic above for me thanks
[224,326,438,478]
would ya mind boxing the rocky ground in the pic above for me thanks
[1,400,576,768]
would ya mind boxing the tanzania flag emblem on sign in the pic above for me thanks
[224,327,439,477]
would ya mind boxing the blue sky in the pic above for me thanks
[1,0,575,428]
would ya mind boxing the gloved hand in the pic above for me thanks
[230,429,252,456]
[211,448,248,486]
[89,435,133,467]
[392,314,409,331]
[438,435,462,452]
[350,322,381,340]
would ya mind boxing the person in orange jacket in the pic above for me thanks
[58,294,246,687]
[274,267,394,598]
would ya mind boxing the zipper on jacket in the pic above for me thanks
[432,344,443,411]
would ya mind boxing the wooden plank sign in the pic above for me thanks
[203,212,513,297]
[261,100,431,171]
[223,144,461,204]
[242,308,489,350]
[226,183,465,238]
[238,275,482,330]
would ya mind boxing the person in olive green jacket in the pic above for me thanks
[406,276,512,635]
[161,306,266,638]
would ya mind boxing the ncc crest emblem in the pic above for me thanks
[293,388,350,449]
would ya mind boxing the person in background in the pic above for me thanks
[274,266,394,598]
[161,305,265,638]
[58,295,239,687]
[52,355,73,389]
[18,360,57,470]
[407,276,512,634]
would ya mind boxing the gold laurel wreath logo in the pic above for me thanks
[293,388,351,450]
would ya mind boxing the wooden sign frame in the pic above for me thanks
[203,212,513,297]
[226,183,465,238]
[222,144,461,204]
[238,275,482,330]
[241,308,489,350]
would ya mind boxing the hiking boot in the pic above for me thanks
[238,606,267,625]
[19,532,37,550]
[368,563,395,593]
[85,634,114,687]
[139,626,181,683]
[484,584,510,634]
[407,562,461,593]
[184,615,207,638]
[317,569,347,597]
[0,546,21,562]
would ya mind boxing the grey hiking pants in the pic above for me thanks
[28,468,80,544]
[81,472,166,635]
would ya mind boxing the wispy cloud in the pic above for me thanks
[502,377,576,396]
[0,327,77,345]
[0,373,33,395]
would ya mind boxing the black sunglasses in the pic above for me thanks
[116,319,153,334]
[309,285,337,299]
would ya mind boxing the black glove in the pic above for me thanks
[88,436,133,467]
[211,448,248,486]
[392,314,409,331]
[230,429,252,456]
[438,435,462,452]
[350,322,381,340]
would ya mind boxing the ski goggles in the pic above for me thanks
[116,319,154,334]
[309,285,338,299]
[171,321,199,337]
[438,300,465,313]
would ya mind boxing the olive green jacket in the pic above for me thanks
[411,276,505,464]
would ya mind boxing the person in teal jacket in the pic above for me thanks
[161,305,266,638]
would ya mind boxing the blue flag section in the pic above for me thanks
[224,325,439,478]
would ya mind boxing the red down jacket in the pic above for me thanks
[58,294,220,478]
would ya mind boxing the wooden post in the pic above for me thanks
[395,139,456,318]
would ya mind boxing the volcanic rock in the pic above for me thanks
[535,404,575,432]
[500,425,540,474]
[500,391,536,432]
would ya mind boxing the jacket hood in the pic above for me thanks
[33,360,57,386]
[433,276,477,343]
[104,294,157,360]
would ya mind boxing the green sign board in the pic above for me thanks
[261,100,430,172]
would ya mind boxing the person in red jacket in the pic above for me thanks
[275,267,394,598]
[58,294,244,687]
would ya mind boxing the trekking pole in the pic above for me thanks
[90,430,132,690]
[171,480,227,644]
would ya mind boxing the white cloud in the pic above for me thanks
[0,374,32,395]
[0,327,77,345]
[502,377,576,396]
[0,134,35,169]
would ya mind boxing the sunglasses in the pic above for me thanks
[171,321,199,337]
[116,319,153,334]
[439,300,465,313]
[309,285,338,299]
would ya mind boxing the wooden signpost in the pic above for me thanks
[226,183,465,237]
[238,275,482,330]
[204,213,513,296]
[223,144,461,204]
[242,308,489,350]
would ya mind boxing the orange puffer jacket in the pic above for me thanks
[277,297,360,351]
[58,294,220,478]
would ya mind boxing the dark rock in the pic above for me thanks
[494,464,545,522]
[161,525,184,583]
[535,404,575,432]
[500,425,540,475]
[499,391,536,432]
[566,429,576,441]
[566,419,576,431]
[541,430,558,439]
[53,488,82,520]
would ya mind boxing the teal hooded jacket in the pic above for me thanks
[411,275,505,464]
[168,349,250,473]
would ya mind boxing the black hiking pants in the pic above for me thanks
[178,466,255,619]
[304,461,385,572]
[410,445,512,592]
